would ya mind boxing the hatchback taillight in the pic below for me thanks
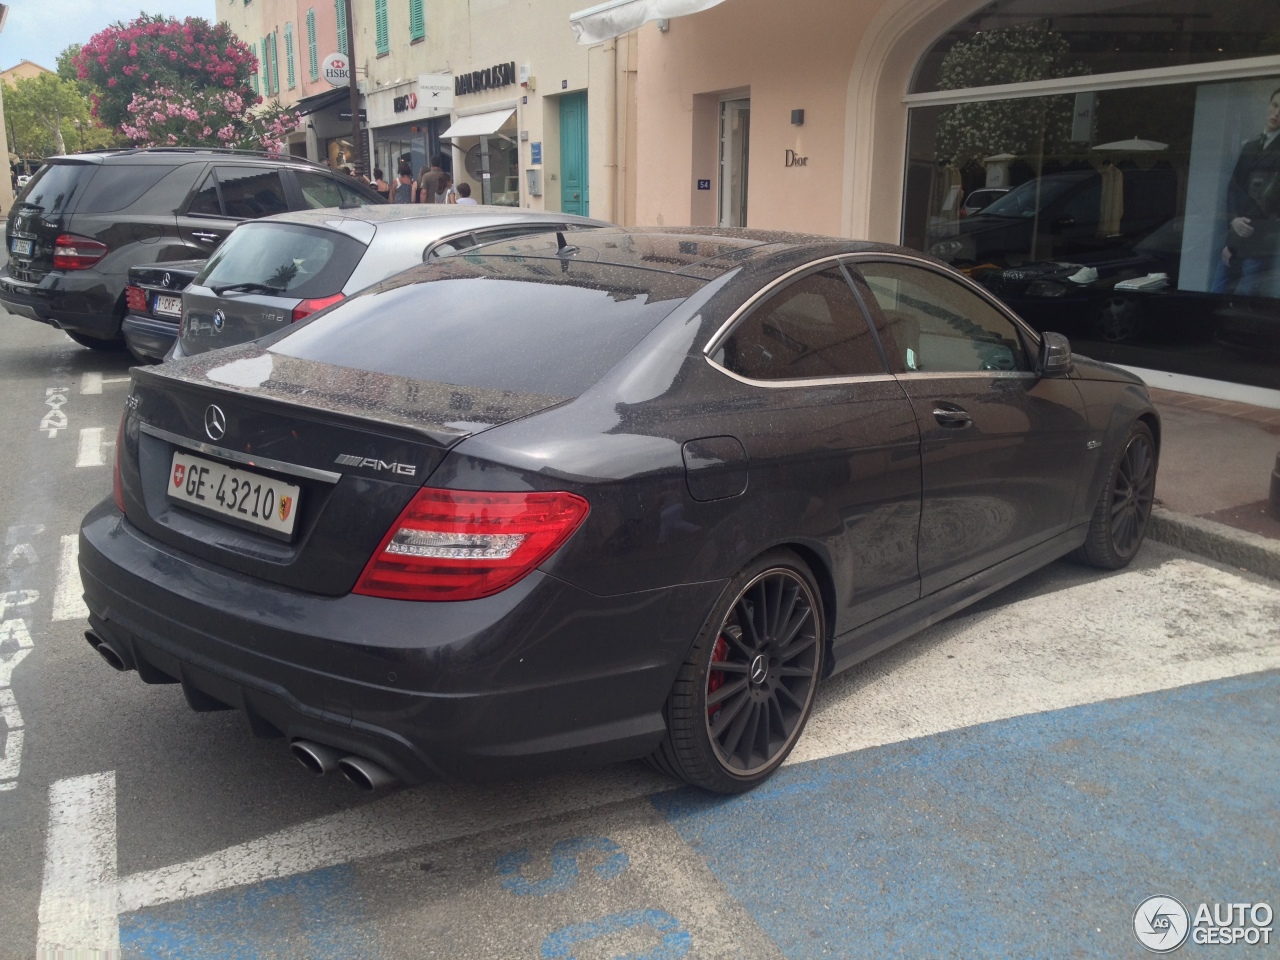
[124,285,148,313]
[291,293,344,322]
[353,488,590,601]
[53,234,108,270]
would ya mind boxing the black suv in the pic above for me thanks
[1,149,383,350]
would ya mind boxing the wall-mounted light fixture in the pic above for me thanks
[791,109,805,126]
[657,18,670,31]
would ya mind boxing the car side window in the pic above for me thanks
[425,234,475,259]
[214,166,289,219]
[296,171,374,209]
[713,267,887,381]
[855,261,1031,374]
[188,170,222,216]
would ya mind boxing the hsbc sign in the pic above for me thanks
[393,91,418,113]
[322,52,350,87]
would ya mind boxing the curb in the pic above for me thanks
[1147,507,1280,582]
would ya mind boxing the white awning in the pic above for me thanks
[569,0,729,45]
[441,109,516,139]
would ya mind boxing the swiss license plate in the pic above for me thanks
[153,294,182,318]
[168,451,301,537]
[10,238,32,256]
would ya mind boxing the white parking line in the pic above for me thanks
[76,428,107,468]
[51,535,88,623]
[35,772,119,960]
[80,373,131,396]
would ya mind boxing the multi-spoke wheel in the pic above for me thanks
[1095,295,1142,343]
[1074,421,1157,569]
[649,550,824,793]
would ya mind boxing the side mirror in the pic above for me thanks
[1039,332,1073,377]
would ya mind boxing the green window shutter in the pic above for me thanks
[335,0,348,54]
[375,0,388,55]
[251,72,259,94]
[307,9,318,81]
[409,0,424,41]
[271,32,280,94]
[260,39,269,92]
[285,24,295,89]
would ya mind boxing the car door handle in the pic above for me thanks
[932,406,972,428]
[191,231,221,242]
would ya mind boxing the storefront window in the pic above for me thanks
[457,135,520,206]
[912,0,1280,95]
[903,10,1280,390]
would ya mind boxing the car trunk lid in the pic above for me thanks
[4,160,97,286]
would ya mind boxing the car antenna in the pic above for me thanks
[556,231,579,256]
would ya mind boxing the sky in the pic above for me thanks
[2,0,216,74]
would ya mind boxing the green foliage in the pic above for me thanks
[934,22,1090,167]
[3,73,115,159]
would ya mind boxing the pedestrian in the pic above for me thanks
[435,173,455,205]
[418,156,446,204]
[373,167,391,201]
[454,182,478,205]
[393,170,415,203]
[1213,86,1280,295]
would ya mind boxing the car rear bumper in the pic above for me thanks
[122,313,179,361]
[0,266,122,338]
[79,499,723,784]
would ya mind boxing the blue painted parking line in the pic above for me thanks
[119,864,382,960]
[652,670,1280,958]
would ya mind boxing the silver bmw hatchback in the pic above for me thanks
[171,204,610,358]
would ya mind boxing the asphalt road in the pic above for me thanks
[0,311,1277,959]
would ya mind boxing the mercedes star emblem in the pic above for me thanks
[750,654,768,685]
[204,404,227,441]
[162,272,172,287]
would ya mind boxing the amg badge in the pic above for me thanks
[335,454,417,476]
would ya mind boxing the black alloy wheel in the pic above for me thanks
[650,550,824,793]
[1075,421,1157,569]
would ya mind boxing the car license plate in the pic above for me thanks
[168,451,301,537]
[153,294,182,318]
[10,238,32,256]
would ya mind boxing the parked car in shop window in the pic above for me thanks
[0,149,383,351]
[959,187,1009,218]
[168,205,611,360]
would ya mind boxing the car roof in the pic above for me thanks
[256,204,610,229]
[460,226,902,281]
[42,148,332,170]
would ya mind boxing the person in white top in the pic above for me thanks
[454,182,478,205]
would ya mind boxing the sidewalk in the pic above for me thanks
[1144,386,1280,580]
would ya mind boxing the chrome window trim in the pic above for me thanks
[702,354,897,389]
[140,423,341,483]
[841,251,1044,350]
[894,370,1037,381]
[701,255,850,359]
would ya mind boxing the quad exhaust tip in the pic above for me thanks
[85,630,130,672]
[336,755,397,792]
[291,740,397,791]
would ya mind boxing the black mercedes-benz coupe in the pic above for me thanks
[79,227,1159,794]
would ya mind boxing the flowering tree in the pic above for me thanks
[119,88,300,152]
[75,15,300,152]
[75,15,257,129]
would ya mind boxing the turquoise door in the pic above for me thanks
[560,92,589,216]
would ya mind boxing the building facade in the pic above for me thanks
[610,0,1280,394]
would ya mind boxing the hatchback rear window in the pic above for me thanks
[195,222,367,299]
[270,259,701,397]
[15,163,92,215]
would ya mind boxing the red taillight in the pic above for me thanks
[125,285,148,313]
[353,488,590,601]
[53,234,109,271]
[291,293,344,322]
[112,413,127,514]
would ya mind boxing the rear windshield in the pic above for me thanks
[15,163,92,216]
[195,222,367,298]
[269,258,701,397]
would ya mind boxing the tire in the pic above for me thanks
[1074,421,1157,569]
[649,549,825,793]
[65,331,126,352]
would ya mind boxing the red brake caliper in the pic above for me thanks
[707,635,730,719]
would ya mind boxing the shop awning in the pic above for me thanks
[569,0,729,44]
[293,87,349,117]
[441,109,516,139]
